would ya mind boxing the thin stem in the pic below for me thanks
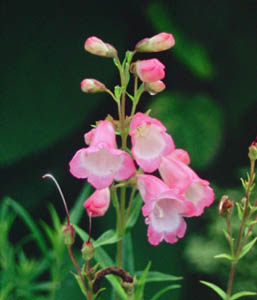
[68,246,90,299]
[42,173,70,225]
[226,159,256,298]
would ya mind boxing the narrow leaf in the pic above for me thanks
[230,291,257,300]
[149,285,181,300]
[94,230,121,248]
[123,232,134,274]
[125,195,142,232]
[238,237,257,260]
[214,253,234,261]
[134,262,151,300]
[135,271,182,283]
[200,280,226,299]
[5,197,47,255]
[70,184,91,225]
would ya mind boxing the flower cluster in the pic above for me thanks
[69,32,214,246]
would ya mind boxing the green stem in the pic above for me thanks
[124,187,137,225]
[67,246,90,299]
[226,159,255,298]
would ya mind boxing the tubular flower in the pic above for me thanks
[84,36,117,58]
[136,174,195,245]
[80,78,106,93]
[83,188,110,217]
[69,120,136,189]
[134,59,165,83]
[135,32,175,53]
[159,155,214,216]
[129,113,175,173]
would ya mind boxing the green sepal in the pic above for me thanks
[149,285,181,300]
[230,291,257,300]
[238,237,257,260]
[114,85,123,101]
[200,280,226,299]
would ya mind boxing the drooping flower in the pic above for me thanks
[168,148,190,165]
[84,36,117,58]
[135,32,175,53]
[144,80,166,95]
[133,59,165,83]
[81,79,106,93]
[136,174,195,245]
[69,120,136,189]
[159,155,214,216]
[129,112,175,173]
[83,188,110,217]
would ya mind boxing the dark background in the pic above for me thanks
[1,0,256,299]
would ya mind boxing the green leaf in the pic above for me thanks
[93,230,121,248]
[135,271,182,283]
[5,197,47,255]
[149,285,181,300]
[134,262,151,300]
[230,291,257,300]
[70,183,91,225]
[74,225,127,300]
[236,203,243,220]
[200,280,226,299]
[214,253,234,261]
[71,272,87,297]
[238,237,257,260]
[125,194,142,232]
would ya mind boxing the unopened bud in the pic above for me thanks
[248,137,257,161]
[135,32,175,53]
[62,224,75,246]
[122,276,136,295]
[81,241,95,261]
[84,36,117,58]
[219,195,234,217]
[81,79,106,93]
[144,80,165,95]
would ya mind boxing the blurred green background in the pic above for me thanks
[1,0,256,299]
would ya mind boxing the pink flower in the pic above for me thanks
[135,32,175,52]
[134,59,165,83]
[168,148,190,165]
[81,79,106,93]
[159,156,214,216]
[136,174,195,245]
[84,188,110,217]
[69,120,136,189]
[129,112,175,173]
[84,36,117,58]
[144,80,166,95]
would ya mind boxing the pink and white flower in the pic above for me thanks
[129,113,175,173]
[135,32,175,53]
[80,78,106,93]
[69,120,136,189]
[159,155,214,216]
[83,188,110,217]
[134,59,165,83]
[84,36,117,58]
[136,174,195,245]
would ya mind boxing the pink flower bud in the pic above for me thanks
[144,80,165,95]
[84,36,117,58]
[84,188,110,217]
[135,32,175,52]
[134,59,165,83]
[81,79,106,93]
